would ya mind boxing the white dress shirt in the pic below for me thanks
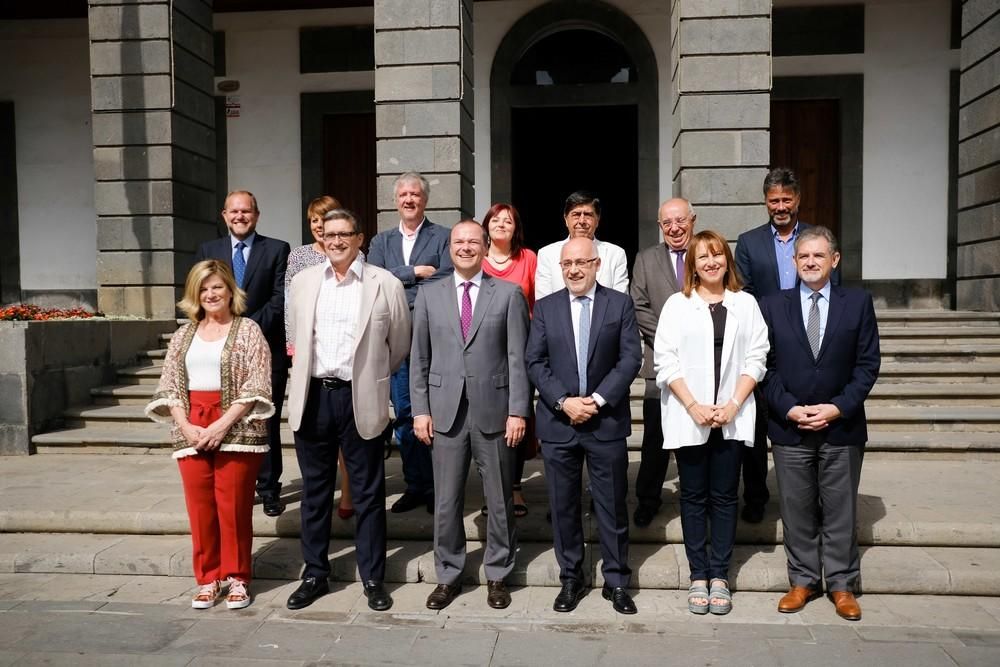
[312,256,364,380]
[399,218,426,265]
[568,285,606,407]
[799,281,832,346]
[454,270,482,317]
[535,237,629,301]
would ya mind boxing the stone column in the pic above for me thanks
[89,0,217,318]
[957,1,1000,310]
[374,0,474,231]
[670,0,771,240]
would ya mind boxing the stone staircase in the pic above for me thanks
[10,310,1000,593]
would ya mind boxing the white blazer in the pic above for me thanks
[653,289,769,449]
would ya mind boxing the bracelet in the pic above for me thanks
[684,400,696,410]
[729,397,741,409]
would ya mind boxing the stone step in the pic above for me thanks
[873,310,1000,324]
[880,343,1000,363]
[877,327,1000,344]
[2,532,996,594]
[877,361,1000,382]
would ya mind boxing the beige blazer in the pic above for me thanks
[286,260,411,439]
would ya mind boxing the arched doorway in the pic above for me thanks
[491,0,659,266]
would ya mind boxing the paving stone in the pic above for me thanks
[767,639,955,667]
[95,535,190,576]
[161,618,268,656]
[877,594,1000,631]
[8,654,190,666]
[229,621,363,662]
[943,645,1000,666]
[952,630,1000,647]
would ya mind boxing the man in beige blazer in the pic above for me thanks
[285,209,410,612]
[630,198,695,528]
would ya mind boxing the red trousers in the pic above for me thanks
[177,391,263,584]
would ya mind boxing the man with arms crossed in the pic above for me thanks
[527,237,642,615]
[367,172,453,514]
[630,197,695,527]
[196,191,291,517]
[410,221,530,611]
[759,226,879,621]
[284,210,411,611]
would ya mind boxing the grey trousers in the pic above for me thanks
[772,440,864,592]
[430,396,517,586]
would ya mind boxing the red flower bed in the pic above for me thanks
[0,304,104,321]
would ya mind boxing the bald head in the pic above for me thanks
[658,198,695,251]
[560,237,600,296]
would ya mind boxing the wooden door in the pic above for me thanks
[322,112,377,243]
[770,99,840,240]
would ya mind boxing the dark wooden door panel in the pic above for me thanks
[322,112,376,243]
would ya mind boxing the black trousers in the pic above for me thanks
[740,386,771,508]
[256,367,287,497]
[293,378,387,582]
[635,397,672,511]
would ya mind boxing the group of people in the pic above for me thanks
[146,167,880,623]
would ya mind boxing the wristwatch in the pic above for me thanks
[554,395,568,412]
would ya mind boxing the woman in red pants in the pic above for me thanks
[146,259,274,610]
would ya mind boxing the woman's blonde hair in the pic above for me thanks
[682,230,743,297]
[177,260,246,322]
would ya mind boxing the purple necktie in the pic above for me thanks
[460,281,473,341]
[674,250,685,286]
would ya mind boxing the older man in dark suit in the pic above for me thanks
[759,225,879,621]
[367,172,453,514]
[630,197,695,527]
[195,190,291,517]
[527,237,643,615]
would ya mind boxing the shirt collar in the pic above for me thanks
[231,232,256,249]
[399,218,426,240]
[799,280,832,301]
[454,270,483,288]
[325,255,365,282]
[771,222,800,241]
[569,284,598,303]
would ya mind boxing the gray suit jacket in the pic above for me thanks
[631,243,683,399]
[366,218,454,309]
[410,274,531,434]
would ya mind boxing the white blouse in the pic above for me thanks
[185,334,225,391]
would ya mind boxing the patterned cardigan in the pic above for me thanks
[145,317,275,458]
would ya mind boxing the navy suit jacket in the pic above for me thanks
[759,285,880,447]
[735,221,841,298]
[526,284,642,443]
[195,233,291,369]
[366,219,454,309]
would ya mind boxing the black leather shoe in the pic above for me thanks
[363,580,393,611]
[553,580,587,613]
[286,577,330,610]
[261,494,285,518]
[741,504,765,524]
[633,505,656,528]
[486,580,511,609]
[391,492,425,514]
[602,586,637,615]
[426,583,461,610]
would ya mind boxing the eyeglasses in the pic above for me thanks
[322,231,360,241]
[567,211,597,221]
[658,217,690,228]
[559,258,599,270]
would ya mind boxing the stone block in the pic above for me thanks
[91,74,173,112]
[958,276,1000,311]
[94,535,190,576]
[172,0,213,36]
[122,285,181,318]
[171,146,215,191]
[677,0,770,19]
[959,88,1000,140]
[0,425,30,456]
[957,238,1000,278]
[95,180,174,216]
[375,28,461,66]
[173,79,216,129]
[377,172,461,210]
[88,4,170,41]
[674,93,769,138]
[677,54,771,93]
[375,64,461,102]
[961,10,1000,70]
[171,112,216,160]
[0,324,26,374]
[171,6,213,65]
[374,0,462,30]
[957,201,1000,244]
[94,145,173,181]
[92,110,172,147]
[97,250,181,285]
[675,129,769,169]
[172,45,215,97]
[677,167,767,204]
[678,17,770,55]
[0,375,26,423]
[958,126,1000,175]
[98,286,126,316]
[90,40,171,77]
[958,162,1000,209]
[35,321,109,368]
[691,204,765,238]
[376,101,463,138]
[376,136,461,173]
[962,0,1000,38]
[961,51,1000,107]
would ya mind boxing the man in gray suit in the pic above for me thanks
[410,220,531,611]
[630,198,695,527]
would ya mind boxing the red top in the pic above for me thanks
[482,248,538,316]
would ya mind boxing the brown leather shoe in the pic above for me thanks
[486,580,511,609]
[778,586,819,613]
[830,591,862,621]
[425,583,461,610]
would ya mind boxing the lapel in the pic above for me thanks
[553,290,577,367]
[784,289,813,359]
[817,285,844,361]
[354,264,379,352]
[444,276,465,347]
[464,275,495,349]
[384,228,404,266]
[296,265,326,375]
[656,244,680,294]
[757,226,782,294]
[587,285,609,362]
[408,219,432,266]
[242,234,266,287]
[718,291,739,370]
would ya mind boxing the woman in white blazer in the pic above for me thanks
[653,230,769,616]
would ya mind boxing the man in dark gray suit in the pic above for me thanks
[630,197,695,527]
[368,172,453,514]
[410,221,531,611]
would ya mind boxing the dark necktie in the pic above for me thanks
[576,296,591,396]
[674,250,685,286]
[807,291,822,358]
[460,281,473,341]
[233,241,247,289]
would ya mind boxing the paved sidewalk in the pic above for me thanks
[0,573,998,665]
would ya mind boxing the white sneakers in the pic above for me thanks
[190,578,251,610]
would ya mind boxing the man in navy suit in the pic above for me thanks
[759,225,879,621]
[367,172,453,514]
[195,190,291,517]
[734,167,840,524]
[526,237,643,615]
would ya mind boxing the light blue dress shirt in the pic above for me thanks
[772,223,800,290]
[799,281,832,346]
